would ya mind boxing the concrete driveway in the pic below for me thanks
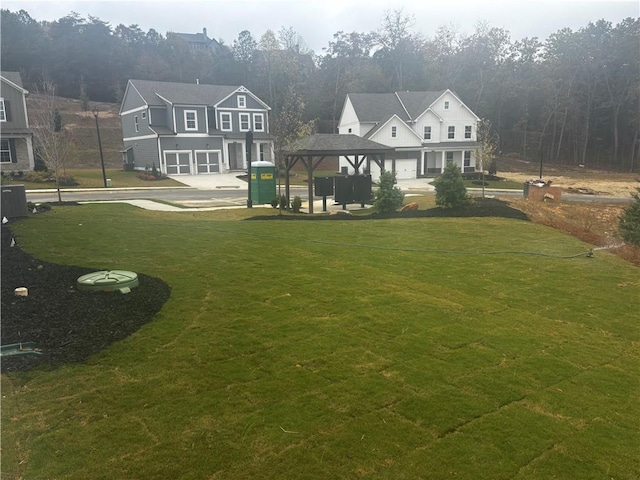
[168,173,247,190]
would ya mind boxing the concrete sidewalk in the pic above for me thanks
[168,173,436,192]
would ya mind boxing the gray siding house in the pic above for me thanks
[0,72,35,172]
[119,79,273,175]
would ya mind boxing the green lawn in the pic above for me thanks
[2,205,639,479]
[1,168,184,189]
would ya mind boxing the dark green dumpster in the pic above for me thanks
[250,161,277,205]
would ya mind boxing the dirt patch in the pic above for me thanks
[1,224,171,373]
[498,157,639,197]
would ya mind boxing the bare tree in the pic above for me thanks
[476,119,499,199]
[31,80,70,203]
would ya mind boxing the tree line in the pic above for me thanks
[2,9,639,171]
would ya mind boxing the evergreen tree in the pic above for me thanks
[618,188,640,246]
[433,162,470,208]
[373,170,404,213]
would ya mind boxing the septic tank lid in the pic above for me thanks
[77,270,139,294]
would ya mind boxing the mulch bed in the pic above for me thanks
[1,223,171,373]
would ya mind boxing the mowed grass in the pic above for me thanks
[2,205,639,479]
[1,168,185,189]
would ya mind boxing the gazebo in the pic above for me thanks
[281,134,395,213]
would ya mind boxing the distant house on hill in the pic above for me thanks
[338,89,480,180]
[0,71,34,173]
[119,79,273,175]
[168,28,224,54]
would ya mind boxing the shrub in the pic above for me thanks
[433,162,471,208]
[373,170,404,213]
[291,196,302,213]
[25,171,51,183]
[27,202,52,213]
[270,198,279,208]
[488,158,498,176]
[58,174,78,186]
[278,195,288,210]
[619,188,640,246]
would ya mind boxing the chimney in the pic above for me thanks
[203,27,207,38]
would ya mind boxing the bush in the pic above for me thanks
[488,158,498,176]
[58,174,78,186]
[373,170,405,213]
[27,202,51,213]
[619,188,640,246]
[270,198,279,208]
[25,171,51,183]
[433,162,471,208]
[278,195,288,210]
[291,196,302,213]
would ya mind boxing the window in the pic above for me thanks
[141,111,147,120]
[0,99,5,122]
[134,115,139,132]
[391,126,397,138]
[220,112,232,131]
[239,113,250,131]
[444,101,450,110]
[464,151,471,166]
[0,139,12,163]
[348,128,352,133]
[184,110,198,131]
[446,151,453,162]
[253,114,264,132]
[259,143,265,161]
[448,126,455,139]
[423,126,431,140]
[238,95,246,108]
[465,125,472,139]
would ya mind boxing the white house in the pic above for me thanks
[338,90,480,180]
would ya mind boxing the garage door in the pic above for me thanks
[164,152,192,175]
[196,151,221,174]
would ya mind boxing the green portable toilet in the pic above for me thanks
[250,161,277,205]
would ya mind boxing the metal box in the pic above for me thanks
[1,185,28,218]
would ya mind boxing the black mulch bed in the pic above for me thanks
[247,198,530,221]
[1,224,171,373]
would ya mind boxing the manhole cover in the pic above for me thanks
[77,270,139,294]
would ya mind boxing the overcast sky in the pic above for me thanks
[4,0,638,52]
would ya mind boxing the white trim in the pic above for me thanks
[239,112,251,132]
[156,93,173,106]
[123,134,158,142]
[431,89,481,121]
[253,113,265,132]
[237,95,246,108]
[172,133,211,138]
[215,86,271,110]
[414,107,444,123]
[120,105,148,116]
[194,149,224,174]
[370,114,424,143]
[0,98,5,122]
[220,112,232,131]
[184,109,198,131]
[162,149,193,175]
[119,81,148,116]
[0,139,12,163]
[0,75,29,94]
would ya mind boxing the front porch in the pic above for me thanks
[419,148,477,177]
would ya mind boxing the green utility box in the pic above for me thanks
[250,161,277,205]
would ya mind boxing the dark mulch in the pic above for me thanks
[1,223,171,373]
[247,198,530,221]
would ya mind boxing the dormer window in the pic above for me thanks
[444,101,450,110]
[238,95,246,108]
[391,126,397,138]
[184,110,198,131]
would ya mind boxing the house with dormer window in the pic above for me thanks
[119,79,272,175]
[0,71,35,173]
[338,90,479,180]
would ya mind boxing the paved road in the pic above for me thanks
[25,185,631,207]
